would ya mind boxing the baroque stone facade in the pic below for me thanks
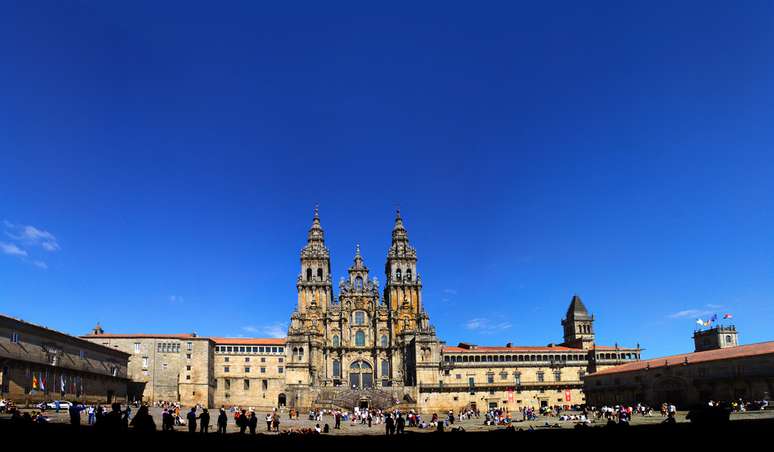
[83,210,641,412]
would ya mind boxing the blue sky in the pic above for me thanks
[2,1,773,358]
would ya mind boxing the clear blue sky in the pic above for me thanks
[2,1,773,358]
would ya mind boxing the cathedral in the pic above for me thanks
[81,209,642,413]
[284,208,442,408]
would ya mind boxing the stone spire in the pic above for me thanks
[351,243,366,270]
[392,209,408,243]
[307,205,324,243]
[566,294,591,320]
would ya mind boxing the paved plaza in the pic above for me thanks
[4,406,774,435]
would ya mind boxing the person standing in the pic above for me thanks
[334,411,341,429]
[396,413,405,434]
[199,408,210,433]
[68,401,85,428]
[217,408,228,434]
[237,409,248,434]
[248,410,257,434]
[266,412,272,432]
[385,413,394,435]
[187,407,197,433]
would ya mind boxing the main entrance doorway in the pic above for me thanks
[359,399,369,410]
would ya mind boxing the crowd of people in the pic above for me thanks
[4,395,772,435]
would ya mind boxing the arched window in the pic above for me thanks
[725,335,732,344]
[332,359,341,378]
[381,359,390,377]
[306,268,312,281]
[354,311,366,325]
[332,335,340,347]
[317,268,323,281]
[298,347,304,359]
[395,268,402,281]
[349,360,373,389]
[405,268,412,281]
[380,335,388,348]
[354,276,363,289]
[355,331,365,347]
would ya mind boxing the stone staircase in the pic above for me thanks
[314,387,401,410]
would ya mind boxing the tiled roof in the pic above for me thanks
[587,341,774,377]
[443,345,580,353]
[211,337,286,345]
[82,333,201,340]
[442,343,639,353]
[81,334,287,345]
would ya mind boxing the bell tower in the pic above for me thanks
[296,206,333,313]
[384,210,422,330]
[561,294,595,350]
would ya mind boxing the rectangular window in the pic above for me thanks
[11,332,20,343]
[224,379,230,390]
[186,354,191,360]
[244,379,250,390]
[186,365,191,371]
[187,342,192,351]
[261,357,266,363]
[278,347,283,353]
[240,346,245,353]
[186,375,191,380]
[224,357,229,362]
[262,379,268,390]
[278,357,283,363]
[245,357,250,362]
[142,357,149,369]
[487,374,494,384]
[134,343,141,353]
[278,367,284,373]
[79,350,86,359]
[554,370,562,382]
[245,367,250,373]
[260,367,266,373]
[224,366,230,373]
[272,347,278,353]
[259,347,264,353]
[537,371,545,382]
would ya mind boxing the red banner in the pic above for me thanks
[564,389,571,402]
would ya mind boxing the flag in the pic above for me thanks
[61,374,66,393]
[723,313,733,319]
[695,319,704,326]
[32,373,39,390]
[41,371,46,392]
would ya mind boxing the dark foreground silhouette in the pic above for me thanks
[2,415,772,449]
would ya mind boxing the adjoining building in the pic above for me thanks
[0,314,129,405]
[583,325,774,408]
[82,210,640,412]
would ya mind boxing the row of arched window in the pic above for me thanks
[444,352,639,363]
[331,359,389,378]
[394,268,412,281]
[330,333,389,348]
[305,268,324,281]
[578,324,592,334]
